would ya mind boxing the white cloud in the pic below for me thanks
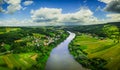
[0,18,53,26]
[59,8,98,23]
[0,7,101,26]
[31,7,99,24]
[0,7,5,13]
[23,1,33,6]
[106,14,120,22]
[2,0,34,14]
[31,8,62,22]
[4,0,22,14]
[6,4,22,14]
[98,0,115,4]
[99,14,120,23]
[0,19,33,26]
[4,0,21,5]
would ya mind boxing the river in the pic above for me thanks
[45,31,86,70]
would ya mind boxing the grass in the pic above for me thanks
[70,33,120,70]
[0,67,11,70]
[0,28,21,34]
[89,43,120,70]
[0,53,37,70]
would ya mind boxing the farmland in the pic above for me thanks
[0,27,68,70]
[68,23,120,70]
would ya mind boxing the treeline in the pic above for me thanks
[0,27,68,53]
[64,22,120,41]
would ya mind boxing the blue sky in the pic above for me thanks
[0,0,120,26]
[1,0,106,19]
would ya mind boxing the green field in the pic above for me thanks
[0,27,69,70]
[0,53,37,70]
[69,33,120,70]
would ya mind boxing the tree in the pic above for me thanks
[4,44,11,51]
[103,24,119,43]
[102,24,119,43]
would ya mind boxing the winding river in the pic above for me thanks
[46,31,86,70]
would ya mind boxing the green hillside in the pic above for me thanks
[68,23,120,70]
[69,33,120,70]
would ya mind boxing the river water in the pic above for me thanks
[46,31,86,70]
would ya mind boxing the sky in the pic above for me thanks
[0,0,120,26]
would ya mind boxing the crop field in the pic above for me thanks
[0,53,36,70]
[70,33,120,70]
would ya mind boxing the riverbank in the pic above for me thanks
[33,31,69,70]
[68,33,120,70]
[0,27,69,70]
[46,31,85,70]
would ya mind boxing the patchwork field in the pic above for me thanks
[69,33,120,70]
[0,53,37,70]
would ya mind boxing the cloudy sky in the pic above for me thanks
[0,0,120,26]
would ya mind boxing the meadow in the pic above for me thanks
[69,32,120,70]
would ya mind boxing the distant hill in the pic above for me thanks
[106,22,120,27]
[64,22,120,37]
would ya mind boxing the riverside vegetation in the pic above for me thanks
[68,23,120,70]
[0,27,68,70]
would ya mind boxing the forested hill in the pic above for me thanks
[107,22,120,27]
[64,22,120,37]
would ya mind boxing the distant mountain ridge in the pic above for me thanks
[106,22,120,27]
